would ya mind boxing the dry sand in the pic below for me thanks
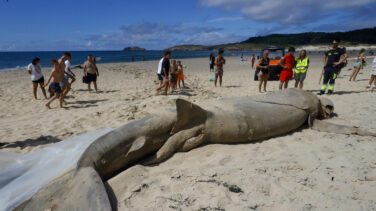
[0,53,375,210]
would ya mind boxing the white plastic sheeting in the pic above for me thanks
[0,129,113,211]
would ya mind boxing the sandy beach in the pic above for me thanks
[1,54,375,210]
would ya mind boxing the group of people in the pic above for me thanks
[27,52,99,109]
[156,51,185,95]
[208,39,374,94]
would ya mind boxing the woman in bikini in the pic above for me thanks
[349,48,365,81]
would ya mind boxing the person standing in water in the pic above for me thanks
[294,50,309,89]
[28,57,48,100]
[83,55,99,92]
[214,49,226,87]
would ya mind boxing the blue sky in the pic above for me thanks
[1,0,375,51]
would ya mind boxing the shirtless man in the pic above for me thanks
[60,53,75,96]
[43,60,66,109]
[214,49,226,87]
[83,55,99,92]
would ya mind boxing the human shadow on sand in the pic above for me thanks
[333,90,368,95]
[0,136,62,149]
[65,99,108,109]
[74,89,119,93]
[223,85,241,88]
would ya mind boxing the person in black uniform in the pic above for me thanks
[319,40,348,95]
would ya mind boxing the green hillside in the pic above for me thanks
[167,27,376,51]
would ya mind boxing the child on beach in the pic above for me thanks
[169,59,178,91]
[43,60,65,109]
[366,57,376,90]
[177,60,185,88]
[214,49,226,87]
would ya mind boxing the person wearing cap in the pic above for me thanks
[278,47,296,90]
[319,40,348,95]
[294,50,309,89]
[256,50,270,92]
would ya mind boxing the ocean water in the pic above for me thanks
[0,50,257,71]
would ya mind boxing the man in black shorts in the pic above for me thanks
[319,40,348,95]
[156,51,171,95]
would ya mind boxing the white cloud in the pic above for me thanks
[199,0,376,24]
[88,22,227,49]
[183,32,247,45]
[207,17,243,23]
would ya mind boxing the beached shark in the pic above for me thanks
[1,89,374,210]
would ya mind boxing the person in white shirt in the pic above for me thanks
[59,52,75,98]
[157,53,165,86]
[367,57,376,89]
[27,57,47,100]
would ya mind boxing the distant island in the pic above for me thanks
[123,46,146,51]
[167,27,376,51]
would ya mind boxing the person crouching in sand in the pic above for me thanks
[177,60,185,88]
[256,50,270,93]
[83,55,99,92]
[43,60,64,109]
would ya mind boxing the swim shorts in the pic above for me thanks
[86,73,97,83]
[170,74,178,82]
[178,73,184,80]
[32,76,44,84]
[215,69,223,77]
[50,82,62,94]
[280,70,293,82]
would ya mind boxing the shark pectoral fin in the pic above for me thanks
[125,136,146,157]
[312,119,376,137]
[144,125,204,165]
[172,99,208,133]
[15,167,111,211]
[180,134,208,152]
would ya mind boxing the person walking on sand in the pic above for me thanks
[43,60,65,109]
[349,48,366,81]
[157,53,165,87]
[214,49,226,87]
[251,55,256,69]
[366,57,376,90]
[83,55,99,92]
[294,50,309,89]
[319,40,348,95]
[256,50,270,93]
[156,51,171,95]
[177,60,185,88]
[28,57,48,100]
[278,47,295,90]
[60,53,75,96]
[209,53,215,72]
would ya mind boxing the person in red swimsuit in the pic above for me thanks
[279,47,296,90]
